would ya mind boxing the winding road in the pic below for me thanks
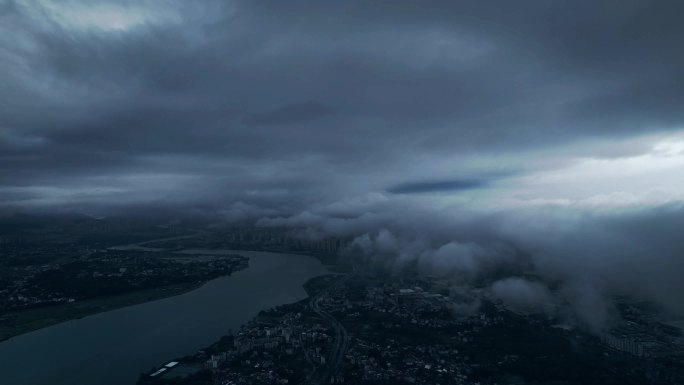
[308,276,351,384]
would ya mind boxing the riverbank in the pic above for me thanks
[0,249,328,385]
[0,229,244,342]
[0,244,340,343]
[137,274,340,385]
[0,282,203,342]
[0,245,343,343]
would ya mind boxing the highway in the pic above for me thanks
[308,276,351,384]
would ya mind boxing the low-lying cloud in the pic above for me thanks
[259,200,684,331]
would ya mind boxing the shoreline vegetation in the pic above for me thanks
[0,224,343,343]
[0,282,204,342]
[0,227,242,343]
[0,247,339,343]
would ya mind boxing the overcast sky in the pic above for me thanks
[2,0,684,327]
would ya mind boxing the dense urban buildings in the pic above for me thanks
[139,274,684,385]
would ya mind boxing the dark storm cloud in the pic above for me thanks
[0,0,679,184]
[3,0,684,200]
[243,102,334,126]
[387,178,487,194]
[0,0,681,213]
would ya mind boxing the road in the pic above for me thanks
[308,276,351,384]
